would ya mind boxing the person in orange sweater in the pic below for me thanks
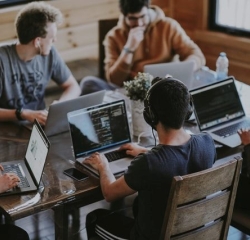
[80,0,206,94]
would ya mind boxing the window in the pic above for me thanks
[209,0,250,37]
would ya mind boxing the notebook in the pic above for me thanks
[67,99,133,176]
[143,61,195,90]
[190,76,250,148]
[44,90,106,136]
[0,119,50,196]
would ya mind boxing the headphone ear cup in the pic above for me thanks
[143,107,153,127]
[185,95,194,120]
[149,106,158,127]
[143,99,153,127]
[143,99,158,128]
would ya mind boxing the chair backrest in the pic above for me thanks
[98,18,118,81]
[160,156,242,240]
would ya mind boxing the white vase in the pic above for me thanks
[131,100,152,137]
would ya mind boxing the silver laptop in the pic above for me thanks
[190,76,250,148]
[144,61,195,89]
[44,90,105,136]
[67,100,133,176]
[0,119,50,196]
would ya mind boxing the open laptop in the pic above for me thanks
[44,90,106,136]
[67,99,133,176]
[0,119,50,196]
[144,61,195,89]
[190,76,250,148]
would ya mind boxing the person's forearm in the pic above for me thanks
[107,50,134,86]
[59,83,81,101]
[98,165,117,202]
[0,108,17,121]
[185,54,206,71]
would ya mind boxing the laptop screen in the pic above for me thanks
[143,61,194,89]
[190,78,245,131]
[67,100,131,158]
[25,121,50,184]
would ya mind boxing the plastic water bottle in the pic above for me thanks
[216,52,229,80]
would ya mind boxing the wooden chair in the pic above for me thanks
[98,18,118,80]
[160,156,242,240]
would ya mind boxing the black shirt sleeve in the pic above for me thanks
[124,153,150,191]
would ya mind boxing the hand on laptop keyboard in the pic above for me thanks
[84,152,110,172]
[213,121,250,138]
[119,143,149,157]
[104,150,130,162]
[237,128,250,146]
[0,165,20,193]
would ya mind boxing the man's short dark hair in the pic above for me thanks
[149,77,191,129]
[119,0,150,16]
[15,2,62,44]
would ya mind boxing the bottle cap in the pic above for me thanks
[220,52,226,57]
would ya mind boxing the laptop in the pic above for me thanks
[190,76,250,148]
[67,99,133,176]
[144,61,195,90]
[0,119,50,196]
[44,90,106,136]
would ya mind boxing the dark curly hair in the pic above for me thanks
[119,0,150,15]
[148,77,191,129]
[15,2,63,44]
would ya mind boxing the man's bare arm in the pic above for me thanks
[84,152,136,202]
[0,108,48,126]
[58,75,81,101]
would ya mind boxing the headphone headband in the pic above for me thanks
[143,77,193,129]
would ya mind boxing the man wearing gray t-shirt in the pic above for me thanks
[0,2,81,126]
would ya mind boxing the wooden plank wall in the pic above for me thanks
[0,0,250,84]
[0,0,120,62]
[164,0,250,85]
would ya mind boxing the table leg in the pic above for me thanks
[53,205,69,240]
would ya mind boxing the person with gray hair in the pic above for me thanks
[0,2,81,126]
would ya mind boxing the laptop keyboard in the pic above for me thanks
[104,150,129,162]
[212,120,250,138]
[3,164,30,188]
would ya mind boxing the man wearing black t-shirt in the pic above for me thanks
[84,77,216,240]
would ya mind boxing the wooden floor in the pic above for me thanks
[9,59,250,240]
[12,204,250,240]
[14,199,109,240]
[14,196,135,240]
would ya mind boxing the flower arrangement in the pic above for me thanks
[124,72,153,101]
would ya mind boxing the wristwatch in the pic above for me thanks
[123,47,134,54]
[15,107,23,120]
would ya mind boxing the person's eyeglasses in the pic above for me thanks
[126,14,147,22]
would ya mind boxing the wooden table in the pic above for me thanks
[0,77,249,239]
[0,122,103,239]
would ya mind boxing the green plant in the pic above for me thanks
[124,72,153,101]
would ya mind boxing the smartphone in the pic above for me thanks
[63,168,89,181]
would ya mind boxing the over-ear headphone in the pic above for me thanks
[143,77,193,129]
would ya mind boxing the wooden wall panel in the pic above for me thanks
[151,0,169,14]
[0,0,249,84]
[170,0,203,30]
[195,30,250,84]
[55,23,98,51]
[163,0,250,84]
[0,0,119,62]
